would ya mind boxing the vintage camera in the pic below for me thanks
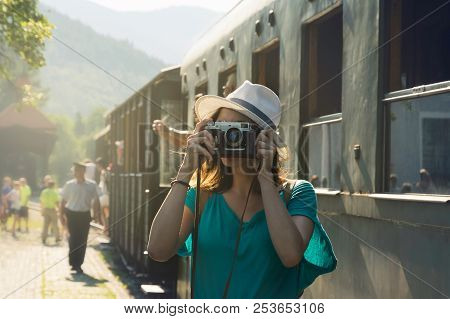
[205,122,260,158]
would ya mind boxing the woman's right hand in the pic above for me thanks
[178,118,215,179]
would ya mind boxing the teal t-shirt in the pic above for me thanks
[178,180,337,299]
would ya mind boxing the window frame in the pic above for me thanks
[300,113,343,191]
[382,80,450,196]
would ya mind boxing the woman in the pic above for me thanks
[148,81,337,298]
[96,157,110,234]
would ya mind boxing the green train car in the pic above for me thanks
[103,0,450,298]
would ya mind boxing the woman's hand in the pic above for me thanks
[256,129,276,181]
[177,118,215,181]
[152,120,170,136]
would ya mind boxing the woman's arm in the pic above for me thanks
[147,175,192,262]
[259,177,314,268]
[256,129,314,268]
[168,128,192,149]
[147,118,215,262]
[152,120,192,149]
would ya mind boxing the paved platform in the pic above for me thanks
[0,203,134,299]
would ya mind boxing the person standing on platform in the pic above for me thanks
[83,159,96,181]
[95,157,110,235]
[6,181,21,238]
[1,176,12,231]
[18,177,31,233]
[60,162,101,274]
[40,179,61,244]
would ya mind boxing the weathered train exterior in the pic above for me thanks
[105,0,450,298]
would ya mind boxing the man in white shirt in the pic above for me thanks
[60,162,101,274]
[83,159,96,181]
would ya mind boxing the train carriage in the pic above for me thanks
[104,0,450,298]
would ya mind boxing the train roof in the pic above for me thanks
[180,0,274,72]
[110,65,180,114]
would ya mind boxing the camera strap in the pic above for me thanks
[222,174,259,298]
[191,160,211,299]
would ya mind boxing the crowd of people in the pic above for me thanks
[0,158,110,273]
[1,177,31,237]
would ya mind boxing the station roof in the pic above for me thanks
[0,105,56,156]
[0,104,56,133]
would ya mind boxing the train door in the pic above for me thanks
[300,5,343,190]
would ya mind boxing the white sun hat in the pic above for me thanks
[194,80,285,145]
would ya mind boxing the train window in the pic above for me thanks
[302,6,342,120]
[384,0,450,195]
[300,114,342,190]
[385,87,450,195]
[384,0,450,92]
[252,40,279,96]
[159,99,184,187]
[195,81,208,97]
[218,66,237,97]
[300,6,343,189]
[137,123,154,173]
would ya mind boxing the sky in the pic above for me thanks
[87,0,242,12]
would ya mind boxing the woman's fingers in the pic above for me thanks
[257,148,275,158]
[191,144,213,161]
[188,130,215,148]
[196,129,215,145]
[190,136,215,154]
[187,130,216,162]
[256,128,275,143]
[256,140,275,150]
[194,117,213,133]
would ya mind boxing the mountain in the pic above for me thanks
[39,6,166,116]
[40,0,223,64]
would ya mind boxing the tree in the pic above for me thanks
[48,114,84,185]
[0,0,53,78]
[74,112,85,135]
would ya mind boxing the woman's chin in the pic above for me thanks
[220,157,258,174]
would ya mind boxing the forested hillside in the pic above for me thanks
[39,6,166,116]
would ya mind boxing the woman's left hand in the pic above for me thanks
[255,129,276,179]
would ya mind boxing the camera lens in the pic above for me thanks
[225,128,243,148]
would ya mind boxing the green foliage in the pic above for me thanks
[0,46,48,112]
[39,6,165,116]
[74,112,85,135]
[48,113,83,184]
[0,0,53,78]
[47,107,106,183]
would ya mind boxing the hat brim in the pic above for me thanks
[195,95,286,147]
[73,162,87,168]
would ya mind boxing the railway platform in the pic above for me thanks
[0,202,138,299]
